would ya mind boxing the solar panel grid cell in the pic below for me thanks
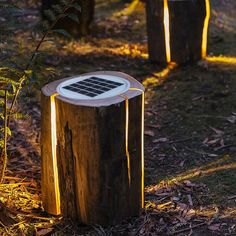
[62,76,124,98]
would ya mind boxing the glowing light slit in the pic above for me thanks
[50,93,61,214]
[163,0,171,63]
[129,88,145,208]
[202,0,211,58]
[120,94,131,186]
[125,98,131,187]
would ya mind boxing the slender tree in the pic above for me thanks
[41,0,95,37]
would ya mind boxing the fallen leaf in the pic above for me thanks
[208,223,221,231]
[220,139,225,146]
[144,130,155,137]
[172,196,180,202]
[207,153,218,157]
[227,195,236,200]
[210,127,224,136]
[187,194,193,206]
[179,160,185,167]
[147,124,161,129]
[226,115,236,124]
[177,203,188,210]
[183,180,196,187]
[203,137,209,144]
[37,228,54,236]
[153,138,168,143]
[206,139,220,145]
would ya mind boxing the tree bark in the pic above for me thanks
[41,71,144,225]
[146,0,209,64]
[41,0,95,37]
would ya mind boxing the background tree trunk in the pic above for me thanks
[146,0,210,64]
[41,0,95,37]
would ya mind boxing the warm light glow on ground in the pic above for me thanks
[163,0,171,63]
[50,94,61,214]
[142,62,177,87]
[109,44,148,59]
[170,158,236,184]
[202,0,211,58]
[63,41,148,60]
[206,56,236,64]
[117,0,139,16]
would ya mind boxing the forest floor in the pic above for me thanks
[0,0,236,235]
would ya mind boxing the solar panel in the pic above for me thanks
[57,74,131,100]
[62,76,124,98]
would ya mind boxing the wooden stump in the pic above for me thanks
[146,0,211,63]
[41,71,145,225]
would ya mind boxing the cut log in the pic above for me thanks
[41,71,145,225]
[146,0,211,63]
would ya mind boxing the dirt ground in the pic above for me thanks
[0,0,236,235]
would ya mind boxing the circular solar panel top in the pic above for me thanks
[56,74,130,100]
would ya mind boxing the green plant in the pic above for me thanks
[0,0,81,183]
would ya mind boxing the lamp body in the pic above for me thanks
[41,71,144,226]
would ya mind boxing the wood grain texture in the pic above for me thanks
[146,0,166,62]
[146,0,208,63]
[169,0,206,63]
[41,94,60,215]
[41,71,144,225]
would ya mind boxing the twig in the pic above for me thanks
[135,211,150,236]
[194,115,227,119]
[0,182,35,187]
[0,220,11,236]
[0,90,8,183]
[20,214,58,221]
[10,221,26,229]
[3,176,24,180]
[7,76,25,127]
[187,223,193,236]
[214,144,232,151]
[228,195,236,200]
[167,137,195,144]
[171,222,206,235]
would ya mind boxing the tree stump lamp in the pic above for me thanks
[146,0,211,64]
[41,71,145,225]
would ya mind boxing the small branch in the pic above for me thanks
[0,220,11,236]
[167,137,195,144]
[214,144,232,151]
[171,222,206,235]
[228,195,236,200]
[25,0,76,70]
[0,182,35,187]
[7,76,25,127]
[7,0,76,126]
[0,90,8,183]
